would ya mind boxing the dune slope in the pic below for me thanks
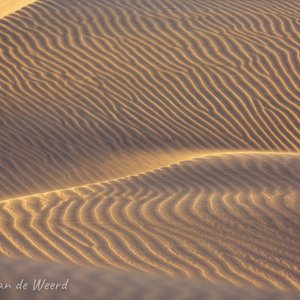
[0,0,299,200]
[0,257,299,300]
[1,0,300,298]
[0,0,38,18]
[1,153,300,291]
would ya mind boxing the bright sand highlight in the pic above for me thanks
[0,0,299,299]
[0,0,37,18]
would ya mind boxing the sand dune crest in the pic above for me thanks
[1,153,299,291]
[0,0,38,18]
[1,0,300,298]
[0,0,299,200]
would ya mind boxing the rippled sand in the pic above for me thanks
[0,0,299,299]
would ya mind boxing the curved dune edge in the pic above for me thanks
[0,257,299,300]
[1,151,300,202]
[1,0,300,201]
[0,153,299,291]
[0,0,300,296]
[0,0,38,18]
[0,147,221,201]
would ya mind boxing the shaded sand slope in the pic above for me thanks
[1,153,300,291]
[0,0,37,19]
[1,0,300,199]
[0,257,299,300]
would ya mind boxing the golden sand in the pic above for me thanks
[0,0,37,18]
[0,0,299,299]
[1,153,300,291]
[1,0,299,200]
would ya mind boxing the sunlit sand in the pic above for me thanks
[0,0,299,299]
[0,0,37,18]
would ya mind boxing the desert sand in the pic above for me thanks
[0,0,299,299]
[0,0,37,18]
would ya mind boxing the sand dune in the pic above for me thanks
[0,257,299,300]
[0,0,38,18]
[1,153,300,291]
[1,0,300,299]
[0,0,299,200]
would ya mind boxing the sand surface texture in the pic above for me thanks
[0,0,299,299]
[0,0,37,18]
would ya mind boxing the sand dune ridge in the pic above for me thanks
[0,153,299,291]
[1,0,300,298]
[0,0,299,200]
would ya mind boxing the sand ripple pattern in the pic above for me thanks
[0,0,300,199]
[0,153,300,291]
